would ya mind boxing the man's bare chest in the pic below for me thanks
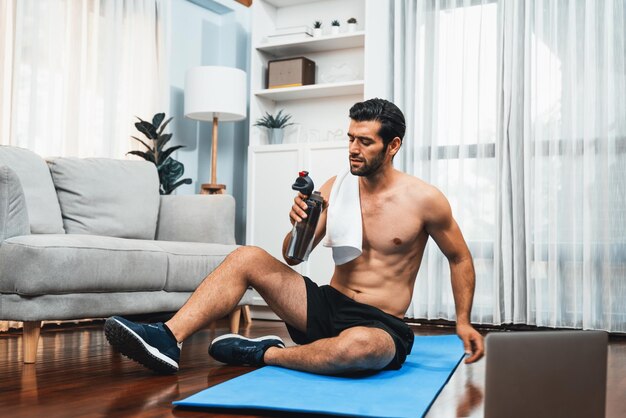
[359,197,424,251]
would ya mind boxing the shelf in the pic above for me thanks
[250,140,348,151]
[256,31,365,57]
[254,80,364,101]
[263,0,311,7]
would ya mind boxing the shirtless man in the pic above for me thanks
[105,98,484,375]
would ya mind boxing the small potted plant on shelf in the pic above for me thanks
[313,20,322,37]
[347,17,357,32]
[254,110,294,145]
[331,19,340,35]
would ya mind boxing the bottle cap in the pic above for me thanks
[292,171,315,195]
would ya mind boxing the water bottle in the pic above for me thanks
[286,171,324,262]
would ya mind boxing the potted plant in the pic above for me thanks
[254,110,294,145]
[128,112,192,194]
[331,19,340,35]
[347,17,357,32]
[313,20,322,37]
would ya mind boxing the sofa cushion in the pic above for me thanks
[151,240,238,292]
[0,288,258,321]
[0,234,167,295]
[0,146,64,234]
[0,235,240,296]
[47,158,160,239]
[156,195,236,244]
[0,166,30,241]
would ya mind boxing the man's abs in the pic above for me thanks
[329,247,425,318]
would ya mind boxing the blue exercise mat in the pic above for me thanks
[174,334,465,418]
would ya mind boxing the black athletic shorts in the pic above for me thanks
[285,276,415,370]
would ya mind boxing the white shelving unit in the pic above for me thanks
[249,0,366,146]
[254,79,364,101]
[255,31,365,56]
[246,0,366,318]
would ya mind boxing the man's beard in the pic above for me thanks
[349,147,386,177]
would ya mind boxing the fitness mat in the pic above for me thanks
[173,334,465,418]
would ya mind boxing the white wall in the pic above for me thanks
[364,0,392,100]
[168,0,251,243]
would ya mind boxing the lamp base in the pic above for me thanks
[200,183,226,195]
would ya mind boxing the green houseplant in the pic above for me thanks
[331,19,340,35]
[347,17,357,32]
[254,110,294,145]
[128,112,192,194]
[313,20,322,37]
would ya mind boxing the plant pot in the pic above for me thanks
[313,28,322,37]
[268,128,284,145]
[331,26,340,35]
[347,23,357,32]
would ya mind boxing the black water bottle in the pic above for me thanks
[287,171,324,262]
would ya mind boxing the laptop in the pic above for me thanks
[484,330,608,418]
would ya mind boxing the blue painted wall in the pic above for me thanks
[168,0,250,244]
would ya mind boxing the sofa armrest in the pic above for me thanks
[0,165,30,242]
[156,194,236,244]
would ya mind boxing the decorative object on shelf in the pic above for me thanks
[319,62,360,83]
[129,113,192,195]
[266,25,312,43]
[347,17,357,32]
[254,110,294,145]
[306,129,321,143]
[313,21,322,37]
[326,128,344,142]
[184,66,246,194]
[331,19,340,35]
[267,56,316,89]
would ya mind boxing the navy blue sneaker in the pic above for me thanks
[104,316,181,374]
[209,334,285,366]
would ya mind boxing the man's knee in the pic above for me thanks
[229,246,269,268]
[336,327,395,370]
[228,246,283,287]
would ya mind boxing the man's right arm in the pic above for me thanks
[282,177,335,265]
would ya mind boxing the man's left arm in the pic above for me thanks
[423,189,484,364]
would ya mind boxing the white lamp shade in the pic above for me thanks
[184,66,247,122]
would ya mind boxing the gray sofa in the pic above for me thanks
[0,146,252,364]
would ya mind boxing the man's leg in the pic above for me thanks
[166,246,307,341]
[105,246,307,373]
[263,326,396,375]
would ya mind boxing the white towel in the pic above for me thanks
[323,169,362,265]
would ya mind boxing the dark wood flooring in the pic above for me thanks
[1,319,625,417]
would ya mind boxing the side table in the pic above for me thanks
[200,183,226,195]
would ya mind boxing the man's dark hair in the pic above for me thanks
[349,98,406,149]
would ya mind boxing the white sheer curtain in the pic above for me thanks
[0,1,16,145]
[0,0,169,158]
[393,0,498,325]
[497,0,626,331]
[393,0,626,332]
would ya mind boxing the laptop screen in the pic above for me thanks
[484,330,607,418]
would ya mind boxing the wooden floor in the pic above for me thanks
[1,319,625,418]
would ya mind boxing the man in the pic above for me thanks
[105,98,484,375]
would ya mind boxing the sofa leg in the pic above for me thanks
[23,321,42,364]
[229,308,242,334]
[242,305,252,325]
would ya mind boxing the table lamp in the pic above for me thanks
[184,66,247,194]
